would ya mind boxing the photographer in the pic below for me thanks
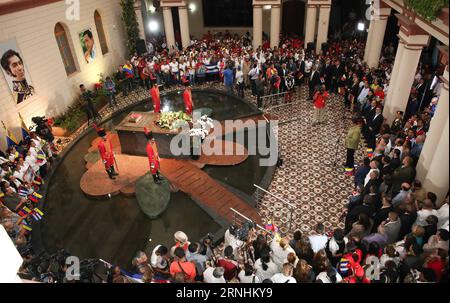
[31,116,54,144]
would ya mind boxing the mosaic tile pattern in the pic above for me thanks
[256,86,367,236]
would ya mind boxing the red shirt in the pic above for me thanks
[314,91,329,109]
[216,258,238,281]
[183,90,193,115]
[169,260,196,281]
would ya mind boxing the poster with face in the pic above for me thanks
[79,28,96,64]
[0,38,35,105]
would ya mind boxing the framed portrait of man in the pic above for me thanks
[79,28,96,64]
[0,38,35,105]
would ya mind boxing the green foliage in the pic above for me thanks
[120,0,141,56]
[405,0,447,21]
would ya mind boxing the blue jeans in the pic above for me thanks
[189,74,195,85]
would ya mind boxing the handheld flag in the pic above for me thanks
[28,192,43,204]
[19,113,31,142]
[1,120,19,148]
[18,206,32,218]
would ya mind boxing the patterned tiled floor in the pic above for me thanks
[256,86,367,235]
[53,82,366,237]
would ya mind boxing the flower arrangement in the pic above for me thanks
[156,111,192,130]
[189,115,214,140]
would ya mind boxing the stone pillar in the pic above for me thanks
[304,3,317,46]
[364,20,374,63]
[178,5,190,49]
[383,15,429,123]
[162,6,176,52]
[422,110,449,204]
[417,65,449,191]
[134,0,146,41]
[253,4,263,49]
[315,3,331,53]
[364,5,391,68]
[270,4,281,48]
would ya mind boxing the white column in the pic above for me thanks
[178,5,190,49]
[384,40,405,115]
[422,111,449,204]
[417,66,449,183]
[366,17,389,68]
[162,6,176,52]
[304,4,317,46]
[383,42,424,123]
[134,0,146,40]
[270,5,281,48]
[253,5,263,49]
[315,4,331,53]
[364,20,374,63]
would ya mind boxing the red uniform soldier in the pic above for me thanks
[144,128,162,184]
[150,83,161,113]
[183,86,193,116]
[95,124,118,179]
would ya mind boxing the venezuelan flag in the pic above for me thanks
[1,120,19,148]
[0,192,4,198]
[31,208,44,221]
[123,64,134,77]
[28,192,43,203]
[366,148,374,158]
[345,167,354,172]
[18,206,32,218]
[19,113,31,142]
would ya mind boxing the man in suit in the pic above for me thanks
[309,65,320,100]
[277,63,289,93]
[367,106,384,148]
[332,60,344,93]
[382,211,402,245]
[345,195,376,234]
[391,156,416,197]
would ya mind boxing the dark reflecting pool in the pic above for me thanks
[41,89,270,269]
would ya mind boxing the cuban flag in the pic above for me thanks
[18,187,30,198]
[204,63,219,74]
[31,208,44,221]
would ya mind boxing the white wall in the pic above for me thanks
[0,0,127,150]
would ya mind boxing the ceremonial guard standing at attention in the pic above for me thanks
[183,86,193,116]
[150,83,161,113]
[144,128,163,184]
[95,124,118,180]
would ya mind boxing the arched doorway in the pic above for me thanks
[282,0,306,38]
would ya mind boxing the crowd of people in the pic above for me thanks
[1,125,57,279]
[1,28,448,283]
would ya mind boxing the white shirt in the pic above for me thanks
[254,258,279,282]
[203,267,226,283]
[270,239,295,270]
[358,87,370,103]
[235,70,244,84]
[169,62,179,73]
[415,209,438,226]
[308,235,328,253]
[316,271,343,283]
[224,229,244,257]
[364,168,380,186]
[150,245,168,269]
[161,64,170,73]
[238,271,261,283]
[436,203,449,230]
[304,61,313,73]
[271,273,296,283]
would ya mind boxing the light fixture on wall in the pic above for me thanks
[357,22,365,31]
[148,20,159,32]
[149,5,156,13]
[263,5,271,10]
[188,3,196,12]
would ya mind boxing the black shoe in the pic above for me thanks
[108,175,116,180]
[112,172,119,176]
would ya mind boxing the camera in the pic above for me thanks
[236,221,256,241]
[32,116,54,143]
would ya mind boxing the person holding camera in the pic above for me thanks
[80,84,101,126]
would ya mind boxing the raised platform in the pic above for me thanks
[115,111,189,158]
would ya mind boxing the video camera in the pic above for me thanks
[31,116,54,143]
